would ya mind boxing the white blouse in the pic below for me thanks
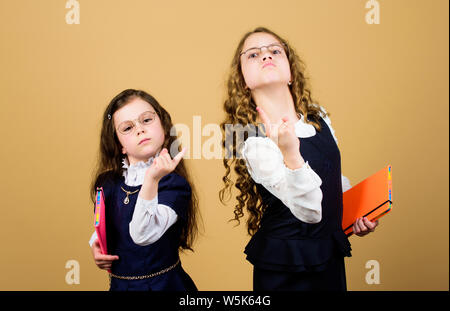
[88,109,351,246]
[88,157,178,247]
[241,109,351,224]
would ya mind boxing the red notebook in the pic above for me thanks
[94,187,108,255]
[342,165,392,236]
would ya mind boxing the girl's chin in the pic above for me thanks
[127,151,158,164]
[252,80,289,89]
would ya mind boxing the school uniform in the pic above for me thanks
[90,159,197,291]
[241,112,352,291]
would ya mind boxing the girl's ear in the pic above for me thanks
[122,147,127,154]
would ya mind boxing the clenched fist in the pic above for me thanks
[257,106,304,170]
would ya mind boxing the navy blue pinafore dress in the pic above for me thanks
[244,118,352,291]
[100,172,197,291]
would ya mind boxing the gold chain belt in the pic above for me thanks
[109,258,180,280]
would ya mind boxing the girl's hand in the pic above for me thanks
[257,107,304,169]
[145,147,187,182]
[353,217,379,237]
[91,239,119,270]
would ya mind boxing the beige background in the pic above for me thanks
[0,0,448,291]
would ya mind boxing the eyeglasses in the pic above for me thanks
[116,111,157,135]
[240,43,287,60]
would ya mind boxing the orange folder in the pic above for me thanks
[94,187,108,255]
[342,165,392,236]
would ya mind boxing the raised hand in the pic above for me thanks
[257,107,304,170]
[145,147,187,182]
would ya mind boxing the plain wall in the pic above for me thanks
[0,0,448,290]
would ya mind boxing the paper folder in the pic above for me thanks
[342,165,392,236]
[94,187,108,255]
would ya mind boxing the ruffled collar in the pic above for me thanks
[294,114,316,138]
[122,156,155,186]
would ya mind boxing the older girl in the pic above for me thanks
[220,27,378,291]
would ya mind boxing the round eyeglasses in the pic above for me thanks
[116,111,157,135]
[240,43,287,60]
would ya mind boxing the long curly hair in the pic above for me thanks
[90,89,200,251]
[219,27,327,236]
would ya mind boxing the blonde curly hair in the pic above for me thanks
[219,27,327,236]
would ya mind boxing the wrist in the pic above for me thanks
[144,171,161,183]
[283,153,305,170]
[139,177,159,201]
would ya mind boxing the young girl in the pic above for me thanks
[220,27,379,291]
[89,89,199,291]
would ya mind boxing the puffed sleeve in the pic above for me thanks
[129,196,178,246]
[89,231,97,247]
[129,173,190,246]
[241,137,323,223]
